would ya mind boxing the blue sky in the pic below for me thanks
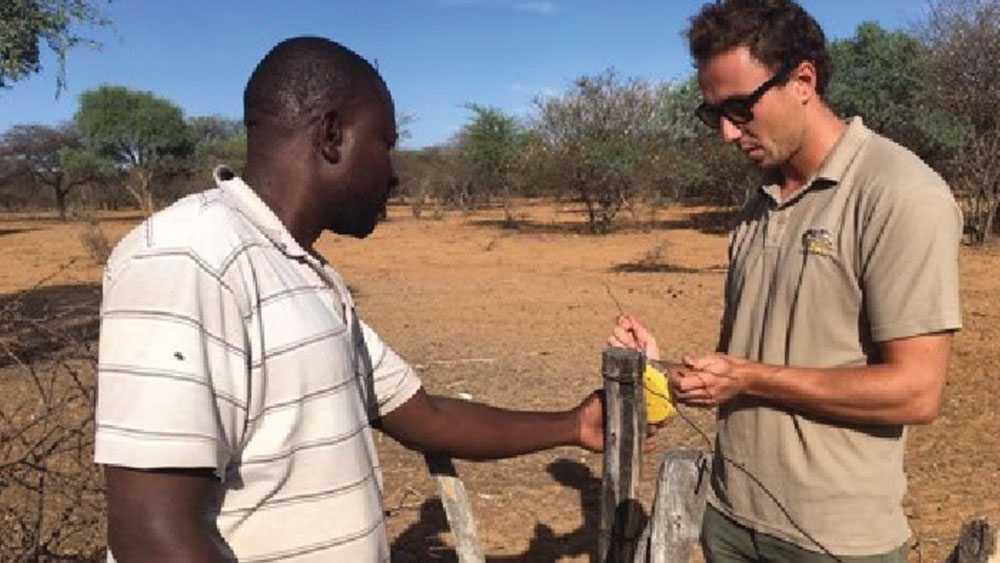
[2,0,929,149]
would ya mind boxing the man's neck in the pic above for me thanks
[243,160,324,251]
[778,105,847,201]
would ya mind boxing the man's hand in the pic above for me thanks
[607,314,661,361]
[668,353,753,408]
[572,390,605,452]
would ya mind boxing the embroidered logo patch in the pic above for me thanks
[802,228,834,256]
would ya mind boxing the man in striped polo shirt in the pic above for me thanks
[95,37,606,562]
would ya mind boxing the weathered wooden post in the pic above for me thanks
[599,347,647,563]
[645,450,710,563]
[946,518,999,563]
[424,454,485,563]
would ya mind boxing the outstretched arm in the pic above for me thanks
[376,388,605,460]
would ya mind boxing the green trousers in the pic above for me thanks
[701,505,909,563]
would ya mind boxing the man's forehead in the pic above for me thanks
[698,46,773,98]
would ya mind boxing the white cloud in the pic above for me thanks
[514,2,557,14]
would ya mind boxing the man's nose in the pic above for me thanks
[719,116,743,143]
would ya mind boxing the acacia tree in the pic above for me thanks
[75,85,194,213]
[189,115,247,175]
[0,123,110,219]
[188,115,245,144]
[827,22,971,169]
[394,144,469,217]
[648,77,760,211]
[534,69,662,233]
[456,104,521,222]
[920,0,1000,243]
[0,0,110,94]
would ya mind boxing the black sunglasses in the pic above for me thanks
[694,63,797,129]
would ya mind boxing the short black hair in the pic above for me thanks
[687,0,833,96]
[243,37,383,131]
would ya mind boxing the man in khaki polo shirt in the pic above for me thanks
[611,1,962,562]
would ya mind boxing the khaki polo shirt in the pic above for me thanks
[709,118,962,555]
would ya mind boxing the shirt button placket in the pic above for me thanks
[766,208,787,248]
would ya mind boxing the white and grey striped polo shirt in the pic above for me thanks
[95,167,422,562]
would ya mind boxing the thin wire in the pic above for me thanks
[603,281,627,319]
[641,383,847,563]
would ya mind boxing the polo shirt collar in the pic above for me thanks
[760,116,871,207]
[814,116,871,185]
[213,165,310,260]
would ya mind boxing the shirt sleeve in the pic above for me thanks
[353,318,422,419]
[860,182,963,342]
[94,252,248,478]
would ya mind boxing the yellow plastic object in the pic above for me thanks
[644,363,676,423]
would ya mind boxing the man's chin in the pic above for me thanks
[330,219,377,239]
[742,149,778,168]
[352,222,377,239]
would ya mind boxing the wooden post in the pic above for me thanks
[599,347,646,563]
[946,518,999,563]
[646,450,710,563]
[424,454,485,563]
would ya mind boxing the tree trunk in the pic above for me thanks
[141,169,156,215]
[987,180,1000,242]
[126,167,157,216]
[54,187,68,221]
[122,183,145,211]
[581,189,600,234]
[143,190,155,216]
[501,186,518,229]
[984,201,996,243]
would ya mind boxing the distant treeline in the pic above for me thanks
[2,2,998,243]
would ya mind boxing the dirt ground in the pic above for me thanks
[1,200,997,562]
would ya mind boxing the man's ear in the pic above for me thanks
[318,110,342,164]
[791,60,818,104]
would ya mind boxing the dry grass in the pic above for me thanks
[0,201,997,562]
[79,220,111,266]
[0,277,104,562]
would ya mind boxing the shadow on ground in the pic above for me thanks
[0,283,101,367]
[609,262,727,274]
[391,458,611,563]
[465,208,735,237]
[0,227,40,238]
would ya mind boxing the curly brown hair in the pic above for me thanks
[687,0,833,95]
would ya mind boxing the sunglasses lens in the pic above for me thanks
[724,101,754,125]
[695,104,722,129]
